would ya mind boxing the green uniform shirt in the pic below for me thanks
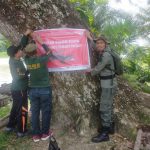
[91,47,117,88]
[24,55,50,88]
[9,58,28,91]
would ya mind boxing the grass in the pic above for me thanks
[138,112,150,125]
[126,128,137,141]
[123,73,150,94]
[0,51,7,58]
[141,84,150,94]
[0,103,11,118]
[0,131,32,150]
[0,103,32,149]
[0,131,12,149]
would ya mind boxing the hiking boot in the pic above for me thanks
[41,130,53,141]
[91,132,109,143]
[92,126,110,143]
[32,135,41,142]
[98,123,115,134]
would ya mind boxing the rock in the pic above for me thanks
[0,83,11,95]
[0,94,10,107]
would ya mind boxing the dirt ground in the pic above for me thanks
[5,127,134,150]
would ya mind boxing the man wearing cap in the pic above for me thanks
[24,33,53,142]
[90,36,117,143]
[6,29,32,137]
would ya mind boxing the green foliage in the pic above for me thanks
[140,83,150,94]
[0,131,32,150]
[138,112,150,125]
[0,104,11,118]
[69,0,108,33]
[0,51,7,58]
[123,73,141,90]
[69,0,150,88]
[125,127,137,141]
[0,132,11,149]
[0,34,11,52]
[135,8,150,37]
[123,73,150,94]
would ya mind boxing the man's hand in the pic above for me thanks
[83,68,93,74]
[31,33,43,45]
[24,29,33,36]
[30,32,53,54]
[46,49,52,55]
[86,68,93,73]
[86,30,93,41]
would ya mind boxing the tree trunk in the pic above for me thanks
[0,0,145,138]
[0,0,99,135]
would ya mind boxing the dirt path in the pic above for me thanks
[5,128,132,150]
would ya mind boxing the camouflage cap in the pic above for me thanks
[24,43,37,53]
[94,36,110,44]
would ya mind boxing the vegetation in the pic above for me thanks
[0,34,10,51]
[0,34,10,58]
[0,104,11,118]
[70,0,150,93]
[0,51,7,57]
[138,112,150,125]
[0,0,149,92]
[0,131,31,150]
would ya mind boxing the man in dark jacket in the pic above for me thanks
[6,29,32,137]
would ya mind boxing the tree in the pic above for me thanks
[88,0,150,83]
[0,0,146,139]
[0,0,100,135]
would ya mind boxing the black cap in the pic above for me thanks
[7,45,20,57]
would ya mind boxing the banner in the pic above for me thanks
[34,28,91,72]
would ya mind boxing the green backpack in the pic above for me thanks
[108,50,123,75]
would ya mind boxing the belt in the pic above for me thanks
[100,74,115,80]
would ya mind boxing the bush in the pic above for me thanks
[0,51,7,57]
[123,73,150,94]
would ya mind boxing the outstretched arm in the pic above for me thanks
[86,30,94,41]
[19,29,33,50]
[30,32,52,55]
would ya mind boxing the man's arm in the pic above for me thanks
[19,29,33,50]
[86,30,93,41]
[31,32,52,55]
[91,53,110,76]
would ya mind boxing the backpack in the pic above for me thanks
[48,136,60,150]
[108,50,123,75]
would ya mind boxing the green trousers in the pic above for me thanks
[100,87,116,127]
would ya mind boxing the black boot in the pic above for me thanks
[91,127,110,143]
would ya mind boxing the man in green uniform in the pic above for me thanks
[24,33,53,142]
[6,29,32,137]
[90,36,117,143]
